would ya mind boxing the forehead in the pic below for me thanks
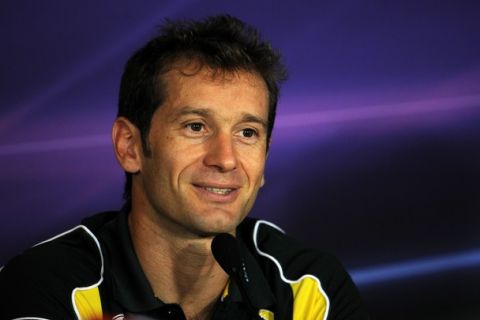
[159,63,269,118]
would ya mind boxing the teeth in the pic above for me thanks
[204,187,233,195]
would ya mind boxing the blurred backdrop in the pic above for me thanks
[1,1,480,318]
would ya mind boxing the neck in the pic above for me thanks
[128,209,229,320]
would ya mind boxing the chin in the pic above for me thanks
[191,209,244,236]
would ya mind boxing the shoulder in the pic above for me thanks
[0,223,104,319]
[239,218,369,319]
[240,218,342,282]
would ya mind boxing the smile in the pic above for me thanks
[192,183,240,202]
[204,187,233,195]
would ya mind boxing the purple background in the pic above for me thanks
[2,1,480,318]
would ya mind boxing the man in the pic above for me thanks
[0,15,368,319]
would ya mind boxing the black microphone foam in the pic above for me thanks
[211,233,260,318]
[211,233,242,276]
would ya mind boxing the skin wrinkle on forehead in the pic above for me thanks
[164,61,269,105]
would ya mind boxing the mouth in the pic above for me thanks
[203,186,234,195]
[192,183,240,202]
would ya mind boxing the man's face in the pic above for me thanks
[135,65,269,237]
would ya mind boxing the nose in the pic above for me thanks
[203,132,238,172]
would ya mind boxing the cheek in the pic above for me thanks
[241,153,266,185]
[163,143,205,183]
[145,141,182,187]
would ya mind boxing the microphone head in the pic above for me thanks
[211,233,242,276]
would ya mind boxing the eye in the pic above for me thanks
[241,128,257,138]
[186,123,205,132]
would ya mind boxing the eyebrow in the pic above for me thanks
[240,113,268,130]
[170,106,268,130]
[169,106,211,122]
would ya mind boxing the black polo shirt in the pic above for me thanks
[0,210,368,319]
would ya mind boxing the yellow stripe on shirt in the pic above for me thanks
[72,286,103,320]
[290,276,328,320]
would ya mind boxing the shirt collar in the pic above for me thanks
[95,210,162,312]
[89,210,275,313]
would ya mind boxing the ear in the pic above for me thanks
[112,117,142,174]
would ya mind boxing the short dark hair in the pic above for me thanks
[118,14,287,207]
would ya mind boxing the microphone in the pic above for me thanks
[211,233,259,318]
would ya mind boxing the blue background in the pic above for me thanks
[1,1,480,318]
